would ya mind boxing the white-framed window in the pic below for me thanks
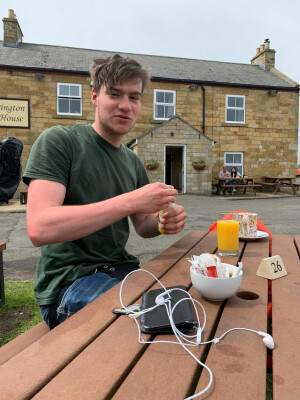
[154,89,176,120]
[57,83,82,116]
[225,95,245,123]
[224,152,244,176]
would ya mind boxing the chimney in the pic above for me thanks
[2,9,23,47]
[251,39,275,69]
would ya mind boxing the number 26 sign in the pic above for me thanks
[256,255,287,280]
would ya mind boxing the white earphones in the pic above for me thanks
[155,290,172,305]
[258,331,275,349]
[119,269,275,400]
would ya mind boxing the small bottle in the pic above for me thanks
[158,202,175,234]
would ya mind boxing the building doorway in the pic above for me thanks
[164,145,186,193]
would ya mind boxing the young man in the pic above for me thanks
[23,54,186,328]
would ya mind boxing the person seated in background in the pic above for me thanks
[230,166,242,193]
[218,166,230,180]
[218,166,230,195]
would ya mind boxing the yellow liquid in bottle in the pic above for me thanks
[158,203,175,234]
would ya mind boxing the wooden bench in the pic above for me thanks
[19,191,28,205]
[0,238,49,362]
[292,183,300,192]
[255,181,277,187]
[257,178,297,195]
[220,184,262,196]
[0,242,6,305]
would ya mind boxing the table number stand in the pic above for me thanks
[256,255,287,280]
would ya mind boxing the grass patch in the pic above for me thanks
[0,281,42,347]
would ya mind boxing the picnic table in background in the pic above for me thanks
[256,175,298,195]
[216,176,262,196]
[1,230,299,399]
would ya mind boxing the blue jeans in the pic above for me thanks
[40,272,119,326]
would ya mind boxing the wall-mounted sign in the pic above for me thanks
[0,98,30,128]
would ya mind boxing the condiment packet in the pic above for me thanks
[206,265,218,278]
[189,253,221,278]
[232,262,243,277]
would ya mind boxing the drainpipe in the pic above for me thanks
[200,83,205,135]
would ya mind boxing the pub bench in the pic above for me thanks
[0,242,6,305]
[20,191,28,205]
[220,184,262,196]
[292,183,300,191]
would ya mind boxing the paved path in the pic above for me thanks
[0,191,299,280]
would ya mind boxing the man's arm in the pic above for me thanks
[26,179,178,247]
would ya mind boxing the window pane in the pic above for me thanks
[59,85,69,96]
[226,154,234,163]
[155,105,164,118]
[234,154,242,164]
[236,110,244,122]
[70,86,80,97]
[156,92,164,103]
[235,97,244,107]
[227,97,235,107]
[236,166,243,175]
[165,105,174,118]
[165,92,174,103]
[227,109,235,121]
[70,99,81,114]
[58,98,69,113]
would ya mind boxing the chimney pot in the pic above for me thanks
[260,44,265,52]
[8,9,15,19]
[264,39,270,50]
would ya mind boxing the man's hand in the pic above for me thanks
[128,182,178,214]
[157,204,186,235]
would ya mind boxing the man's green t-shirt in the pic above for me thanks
[23,124,149,305]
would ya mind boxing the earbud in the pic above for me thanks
[155,290,171,305]
[257,331,275,349]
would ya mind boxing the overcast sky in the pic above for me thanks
[1,0,300,161]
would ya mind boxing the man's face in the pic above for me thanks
[92,78,142,145]
[223,167,227,173]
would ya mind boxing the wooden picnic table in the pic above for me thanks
[260,175,297,195]
[216,176,261,196]
[0,230,299,399]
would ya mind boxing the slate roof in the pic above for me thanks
[0,41,298,90]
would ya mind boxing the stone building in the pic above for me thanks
[0,9,299,195]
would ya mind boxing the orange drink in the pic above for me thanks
[217,213,239,256]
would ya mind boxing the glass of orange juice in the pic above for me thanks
[217,212,239,256]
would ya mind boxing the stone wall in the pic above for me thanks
[0,70,94,192]
[135,116,213,194]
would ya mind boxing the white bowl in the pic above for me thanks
[190,263,243,301]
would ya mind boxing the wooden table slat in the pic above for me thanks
[271,234,300,400]
[195,235,270,399]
